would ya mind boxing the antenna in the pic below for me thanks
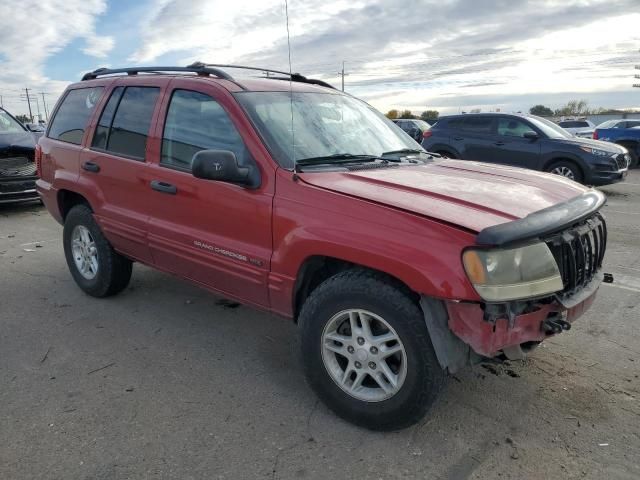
[284,0,296,170]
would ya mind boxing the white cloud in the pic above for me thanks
[129,0,640,114]
[0,0,112,117]
[82,35,115,58]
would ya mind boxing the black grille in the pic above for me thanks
[545,213,606,298]
[0,157,36,177]
[614,154,629,170]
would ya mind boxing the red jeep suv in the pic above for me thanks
[37,64,608,430]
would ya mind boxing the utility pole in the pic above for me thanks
[39,92,49,121]
[24,88,33,122]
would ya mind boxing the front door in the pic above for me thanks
[489,117,542,169]
[145,80,274,308]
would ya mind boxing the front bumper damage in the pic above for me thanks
[421,282,600,374]
[423,190,608,374]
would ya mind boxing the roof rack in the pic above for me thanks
[81,65,234,81]
[188,62,336,89]
[81,62,335,90]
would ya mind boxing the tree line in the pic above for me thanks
[385,100,637,122]
[385,109,439,122]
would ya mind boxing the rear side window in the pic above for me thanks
[461,116,493,133]
[626,121,640,128]
[161,89,249,171]
[48,87,103,145]
[102,87,160,159]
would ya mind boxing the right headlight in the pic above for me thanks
[462,243,564,302]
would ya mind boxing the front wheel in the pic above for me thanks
[299,270,445,431]
[63,204,132,297]
[546,160,583,183]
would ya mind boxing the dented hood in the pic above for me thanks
[298,159,589,233]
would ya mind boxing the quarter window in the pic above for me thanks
[48,87,104,145]
[91,87,124,150]
[161,90,249,171]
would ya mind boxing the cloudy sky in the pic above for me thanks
[0,0,638,119]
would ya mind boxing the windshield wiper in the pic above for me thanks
[380,148,424,158]
[296,153,379,167]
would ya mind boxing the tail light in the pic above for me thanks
[592,130,598,140]
[422,130,433,140]
[35,144,43,177]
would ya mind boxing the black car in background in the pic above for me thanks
[0,107,39,204]
[392,118,431,142]
[422,113,629,185]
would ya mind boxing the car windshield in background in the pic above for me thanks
[559,121,589,128]
[528,116,573,139]
[0,110,26,134]
[235,92,419,169]
[414,120,431,130]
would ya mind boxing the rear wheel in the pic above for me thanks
[546,160,583,183]
[63,205,132,297]
[299,269,445,431]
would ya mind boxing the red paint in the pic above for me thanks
[37,74,600,357]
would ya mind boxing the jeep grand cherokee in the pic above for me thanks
[37,64,609,431]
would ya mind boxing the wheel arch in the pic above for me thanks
[57,189,93,221]
[292,255,422,321]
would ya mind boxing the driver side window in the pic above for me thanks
[496,118,534,138]
[161,90,250,171]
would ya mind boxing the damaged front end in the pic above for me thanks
[423,190,610,373]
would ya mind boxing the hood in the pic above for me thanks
[553,136,624,153]
[298,159,589,233]
[0,130,36,151]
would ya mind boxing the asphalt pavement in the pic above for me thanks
[1,172,639,480]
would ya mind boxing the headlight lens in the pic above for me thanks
[463,243,564,302]
[579,146,609,157]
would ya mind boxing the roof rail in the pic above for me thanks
[81,65,235,82]
[81,62,335,90]
[188,62,336,89]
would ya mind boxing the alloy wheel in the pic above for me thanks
[321,309,407,402]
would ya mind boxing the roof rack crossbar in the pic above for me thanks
[81,65,235,82]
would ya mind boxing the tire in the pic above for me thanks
[298,269,445,431]
[63,204,132,297]
[546,160,583,183]
[436,150,456,159]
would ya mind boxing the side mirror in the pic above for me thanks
[523,131,539,140]
[192,150,259,188]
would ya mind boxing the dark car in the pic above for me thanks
[392,119,431,142]
[0,107,39,204]
[422,113,629,185]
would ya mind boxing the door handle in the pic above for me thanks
[82,161,100,173]
[150,180,177,195]
[453,136,464,141]
[494,141,506,146]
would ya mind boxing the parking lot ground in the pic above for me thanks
[1,172,639,480]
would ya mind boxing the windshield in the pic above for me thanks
[527,116,572,139]
[0,110,26,134]
[235,91,420,169]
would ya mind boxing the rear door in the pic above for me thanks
[489,117,542,169]
[453,116,497,162]
[80,78,164,263]
[145,78,274,308]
